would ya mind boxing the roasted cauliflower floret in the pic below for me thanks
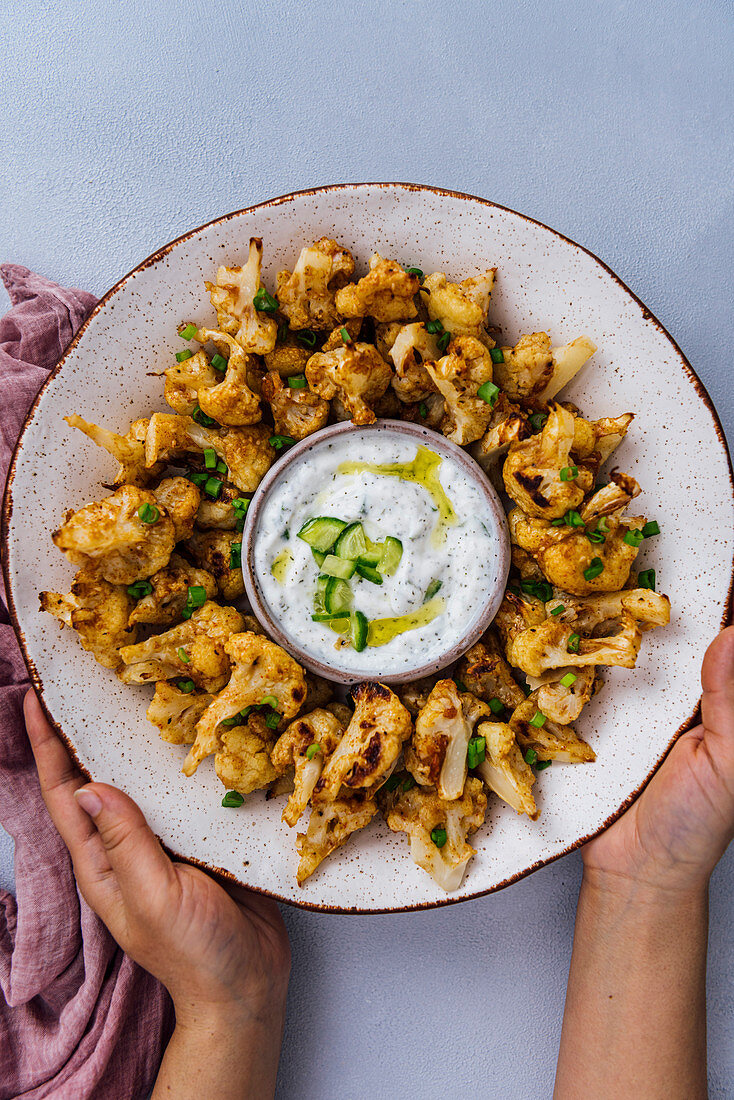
[471,394,529,476]
[381,778,487,892]
[528,665,596,725]
[296,790,378,885]
[493,333,596,401]
[263,340,312,378]
[195,482,246,530]
[271,709,346,827]
[40,567,136,670]
[335,254,420,322]
[206,237,277,353]
[398,673,444,718]
[406,680,489,801]
[215,717,278,795]
[163,349,220,416]
[144,413,275,493]
[476,721,538,818]
[152,477,201,542]
[507,612,642,677]
[146,681,215,745]
[456,632,527,710]
[493,590,547,651]
[182,632,306,776]
[546,589,671,634]
[276,237,355,330]
[186,529,244,600]
[421,269,496,338]
[305,342,392,425]
[423,336,495,445]
[388,322,440,403]
[52,485,176,585]
[313,682,412,802]
[64,414,164,487]
[510,698,596,764]
[503,404,595,519]
[128,553,217,626]
[119,601,244,691]
[165,329,261,426]
[261,369,329,440]
[572,413,634,469]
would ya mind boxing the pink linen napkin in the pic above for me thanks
[0,265,173,1099]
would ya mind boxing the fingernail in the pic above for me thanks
[75,787,103,817]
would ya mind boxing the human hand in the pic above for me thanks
[582,625,734,896]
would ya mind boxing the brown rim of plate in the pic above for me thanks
[241,418,510,685]
[1,181,732,914]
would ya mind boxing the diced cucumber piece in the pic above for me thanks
[297,517,347,553]
[425,578,442,600]
[350,610,369,652]
[357,537,383,566]
[334,521,368,560]
[356,563,383,585]
[312,612,348,622]
[314,574,329,615]
[312,548,326,566]
[321,554,357,580]
[325,577,353,614]
[378,536,403,576]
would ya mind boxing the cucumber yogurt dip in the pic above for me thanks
[249,424,508,678]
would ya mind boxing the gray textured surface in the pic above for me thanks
[1,1,732,1096]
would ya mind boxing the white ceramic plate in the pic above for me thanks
[3,184,732,913]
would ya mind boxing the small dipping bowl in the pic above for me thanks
[242,420,510,684]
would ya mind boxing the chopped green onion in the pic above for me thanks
[177,679,195,693]
[222,790,244,808]
[295,329,317,348]
[567,632,581,654]
[287,374,308,389]
[211,353,228,373]
[425,578,442,600]
[623,529,644,548]
[490,347,505,364]
[179,322,198,340]
[454,678,468,693]
[560,672,577,688]
[382,774,401,793]
[188,469,208,487]
[192,405,217,427]
[305,742,321,761]
[550,604,565,615]
[560,465,579,482]
[182,585,207,619]
[425,319,443,334]
[563,510,585,528]
[430,826,448,848]
[598,517,610,533]
[405,266,423,278]
[529,711,547,729]
[467,735,486,769]
[126,579,153,599]
[477,380,500,406]
[340,326,352,344]
[277,321,289,342]
[586,527,606,544]
[269,435,296,450]
[583,558,604,581]
[138,503,159,524]
[220,715,244,728]
[488,697,504,715]
[529,412,547,433]
[230,542,242,570]
[638,568,656,591]
[520,578,554,602]
[401,775,416,792]
[204,448,217,469]
[252,287,279,313]
[216,460,227,476]
[265,712,280,729]
[260,694,278,709]
[536,759,552,771]
[418,401,428,419]
[524,748,538,766]
[232,497,250,515]
[175,349,193,363]
[177,647,191,664]
[437,331,451,352]
[204,476,222,498]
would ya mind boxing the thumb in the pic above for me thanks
[700,625,734,774]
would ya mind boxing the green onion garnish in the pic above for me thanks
[175,349,193,363]
[520,578,554,602]
[230,542,242,570]
[220,715,244,728]
[340,326,352,344]
[216,460,227,476]
[583,557,604,581]
[425,319,443,334]
[536,759,552,771]
[524,748,538,766]
[265,712,280,730]
[529,412,547,433]
[211,353,227,373]
[126,579,153,599]
[638,568,656,590]
[430,826,448,848]
[477,380,500,406]
[277,322,289,342]
[260,694,278,708]
[177,647,191,663]
[405,266,423,278]
[232,497,250,515]
[563,510,585,528]
[269,435,296,450]
[222,791,244,808]
[560,672,577,688]
[623,529,644,548]
[296,329,317,348]
[252,287,279,313]
[188,469,208,487]
[529,711,547,729]
[437,331,451,352]
[490,347,505,364]
[488,697,504,715]
[642,520,660,537]
[598,517,610,533]
[177,679,195,693]
[454,678,468,693]
[418,401,428,419]
[138,503,159,524]
[204,476,222,498]
[467,735,486,769]
[305,742,321,760]
[192,405,217,427]
[401,775,416,792]
[204,448,217,469]
[560,465,579,481]
[567,633,581,654]
[287,374,308,389]
[550,604,565,615]
[586,526,606,544]
[179,322,197,340]
[383,774,401,793]
[182,584,207,619]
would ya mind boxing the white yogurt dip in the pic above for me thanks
[250,426,506,677]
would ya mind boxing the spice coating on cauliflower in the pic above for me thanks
[476,720,538,819]
[64,414,164,487]
[305,342,392,425]
[128,553,217,626]
[40,567,136,670]
[215,717,278,796]
[423,336,495,445]
[186,529,244,600]
[335,254,420,322]
[406,679,489,801]
[421,268,496,338]
[206,237,278,354]
[147,682,215,745]
[261,370,330,440]
[296,790,378,885]
[276,237,355,330]
[272,708,346,827]
[165,329,262,426]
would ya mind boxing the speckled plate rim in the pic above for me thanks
[2,182,733,915]
[241,418,511,685]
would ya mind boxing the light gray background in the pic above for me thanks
[1,1,732,1096]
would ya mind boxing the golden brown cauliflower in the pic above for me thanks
[52,485,176,585]
[64,414,164,487]
[305,342,392,425]
[182,632,306,776]
[296,790,378,885]
[118,601,244,691]
[527,666,596,725]
[546,588,671,634]
[313,682,413,802]
[423,336,495,444]
[206,237,278,353]
[493,333,596,402]
[186,529,244,600]
[152,477,201,542]
[271,708,346,827]
[503,404,594,520]
[456,632,526,711]
[397,673,445,718]
[128,553,217,626]
[146,681,215,744]
[163,349,219,416]
[476,721,538,818]
[506,613,642,677]
[215,717,278,796]
[165,330,262,426]
[264,340,312,377]
[388,322,440,403]
[261,370,330,440]
[406,680,490,800]
[510,698,596,764]
[421,268,496,338]
[381,778,487,892]
[276,237,355,330]
[40,567,136,670]
[572,412,634,470]
[195,482,246,531]
[144,413,275,493]
[471,394,529,477]
[335,254,420,322]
